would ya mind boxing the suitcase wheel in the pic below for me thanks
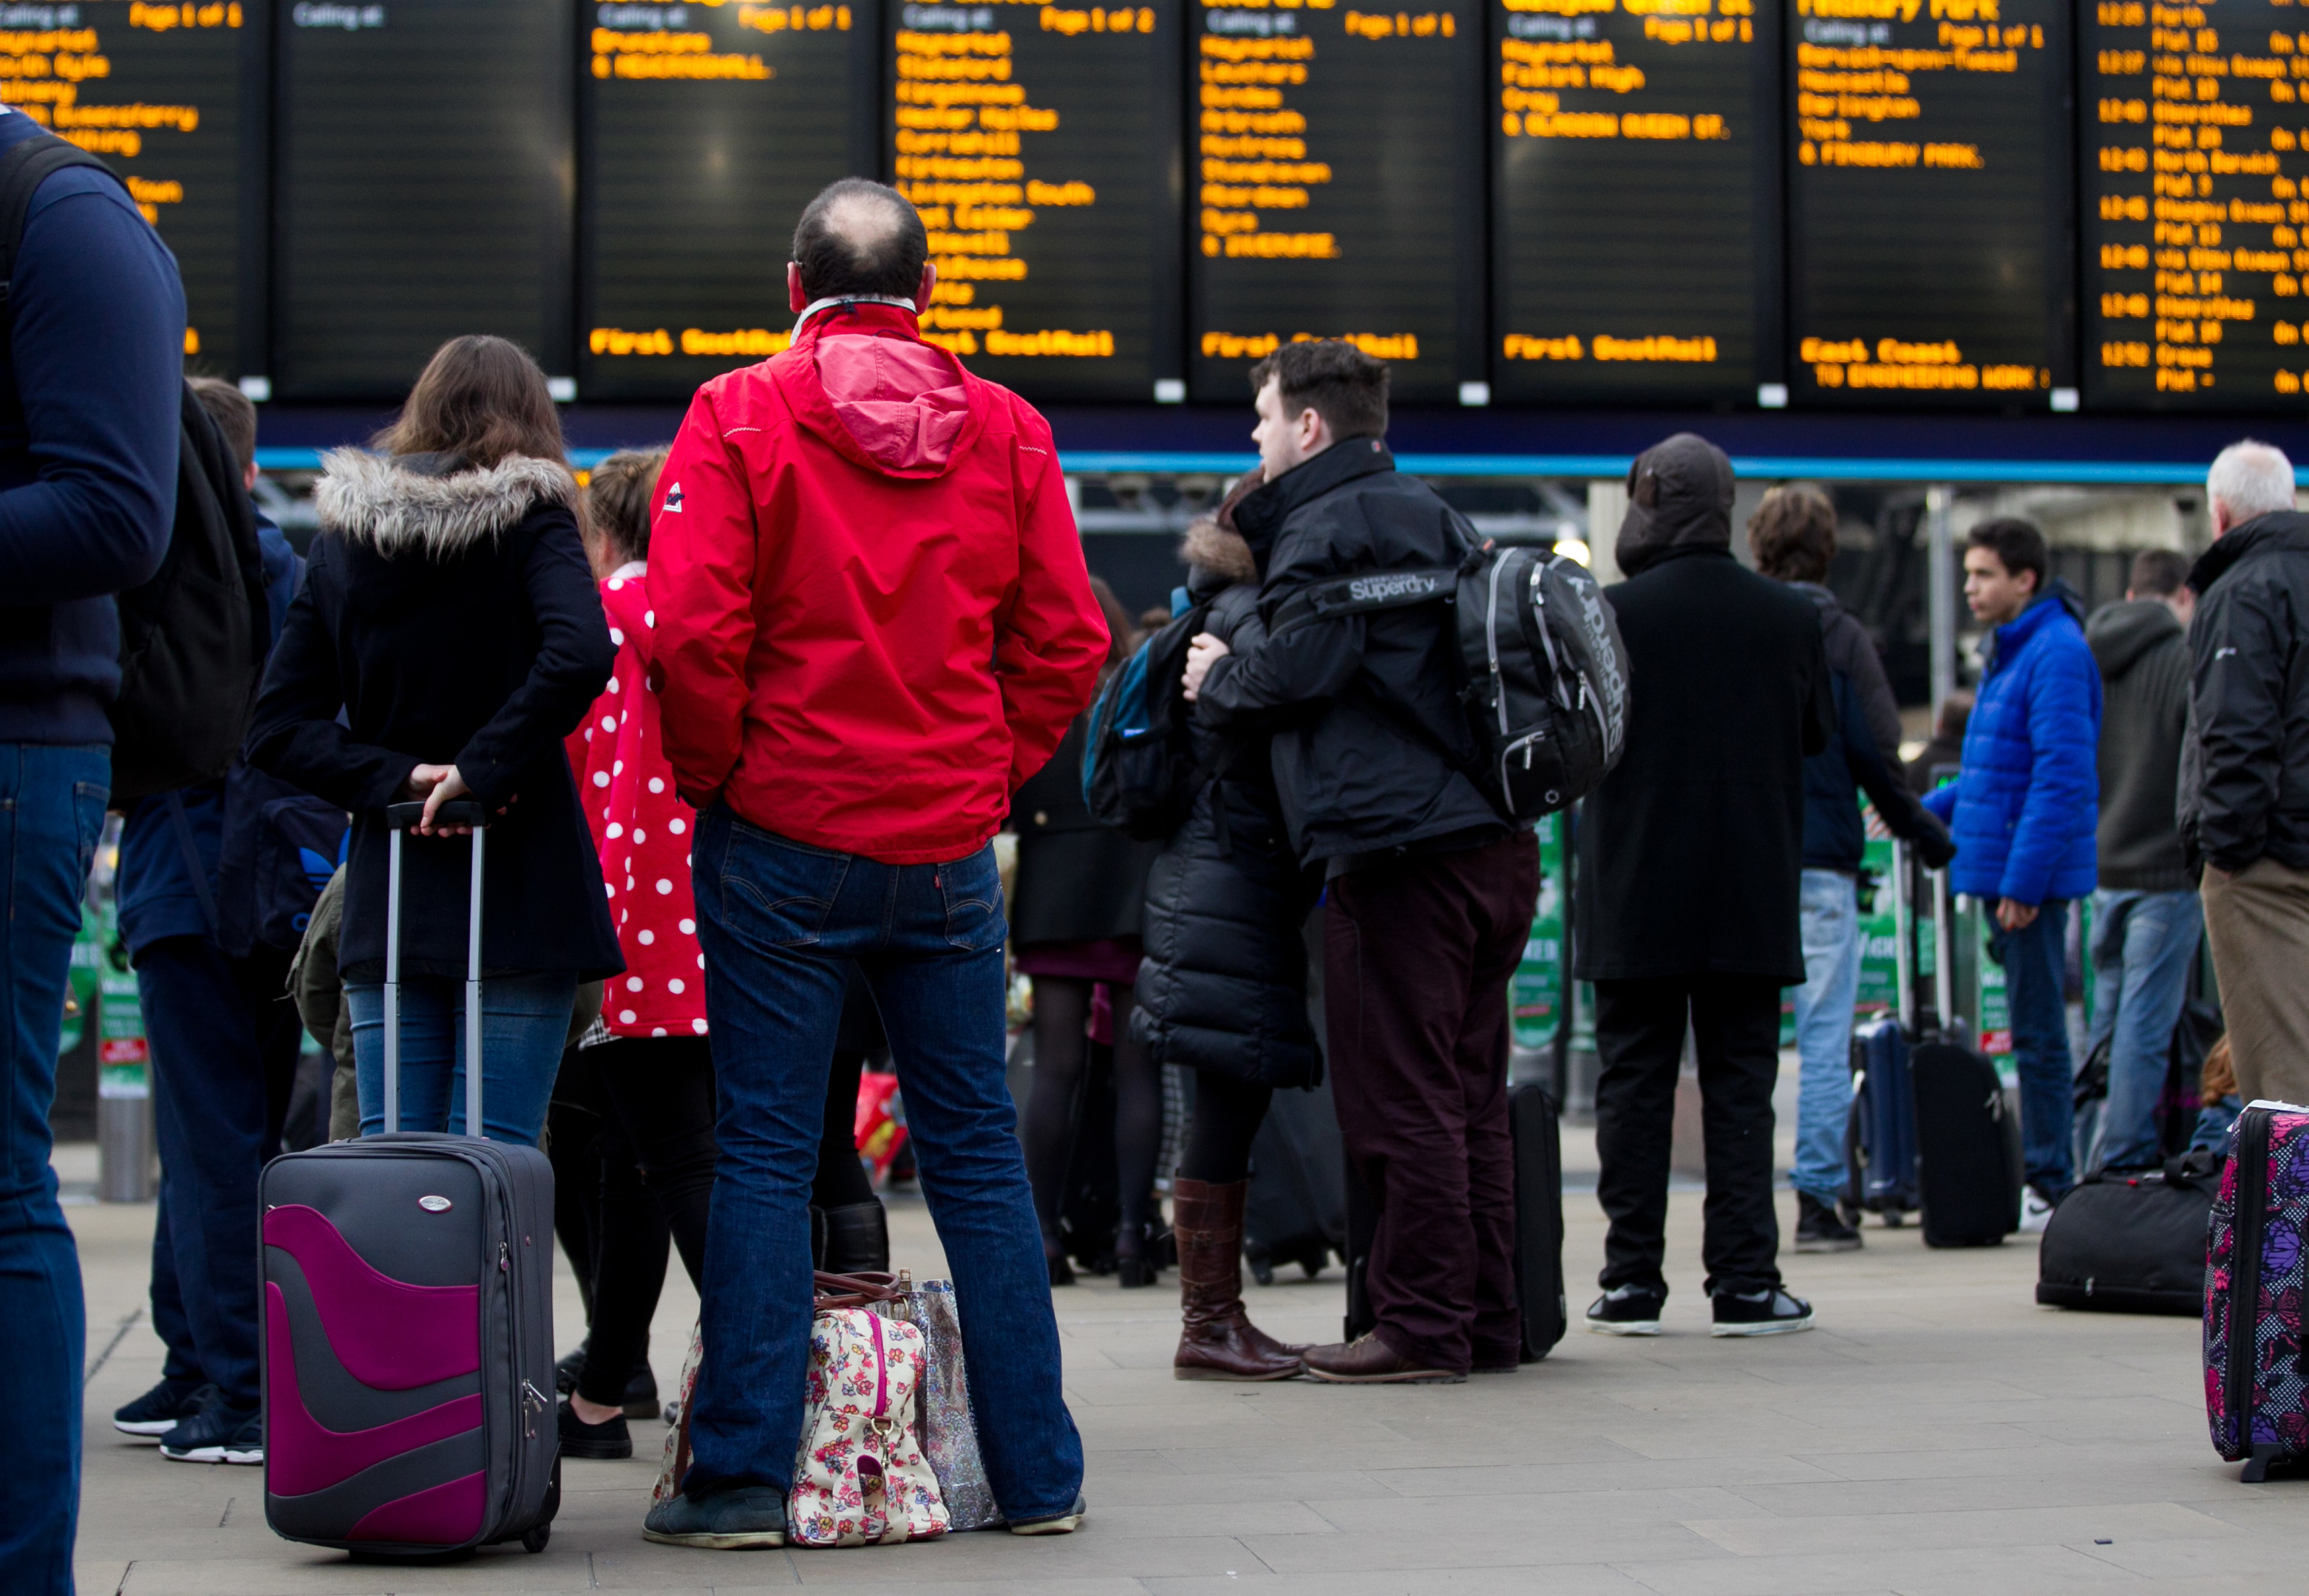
[1883,1210,1905,1228]
[1249,1256,1276,1286]
[523,1521,551,1553]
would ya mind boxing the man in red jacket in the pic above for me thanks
[641,180,1106,1549]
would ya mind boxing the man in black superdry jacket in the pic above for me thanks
[2180,439,2309,1106]
[1189,340,1539,1384]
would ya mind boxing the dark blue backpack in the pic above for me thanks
[1080,599,1215,841]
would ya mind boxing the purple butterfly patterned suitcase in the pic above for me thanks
[259,805,560,1554]
[2204,1100,2309,1481]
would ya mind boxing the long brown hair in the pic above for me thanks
[375,335,568,470]
[1089,575,1135,672]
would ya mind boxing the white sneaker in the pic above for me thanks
[2020,1187,2055,1234]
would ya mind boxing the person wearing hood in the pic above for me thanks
[1745,486,1953,1254]
[2082,548,2200,1173]
[1574,434,1832,1339]
[2181,440,2309,1107]
[644,180,1104,1547]
[247,335,625,1153]
[1188,339,1540,1386]
[1135,476,1319,1381]
[1922,516,2101,1226]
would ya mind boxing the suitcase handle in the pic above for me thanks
[382,812,488,1137]
[386,799,488,829]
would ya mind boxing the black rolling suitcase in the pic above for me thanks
[1909,867,2022,1248]
[1346,1080,1565,1362]
[259,803,560,1557]
[1242,1074,1347,1284]
[1845,842,1921,1224]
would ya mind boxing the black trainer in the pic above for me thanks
[112,1377,214,1439]
[559,1398,633,1460]
[1710,1286,1815,1337]
[1795,1193,1863,1254]
[1585,1286,1664,1337]
[160,1401,263,1464]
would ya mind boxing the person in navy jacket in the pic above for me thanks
[0,105,183,1596]
[1923,516,2102,1228]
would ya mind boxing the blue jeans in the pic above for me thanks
[2084,888,2204,1173]
[0,745,106,1595]
[686,808,1082,1518]
[1790,869,1863,1205]
[1987,898,2075,1200]
[139,935,271,1411]
[346,972,577,1145]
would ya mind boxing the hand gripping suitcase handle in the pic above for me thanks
[381,805,489,1136]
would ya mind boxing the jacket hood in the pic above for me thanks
[598,567,658,666]
[316,449,578,559]
[776,302,973,478]
[1616,433,1735,577]
[1183,518,1257,585]
[2087,596,2182,680]
[2191,509,2309,596]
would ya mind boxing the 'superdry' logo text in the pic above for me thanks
[1347,572,1441,604]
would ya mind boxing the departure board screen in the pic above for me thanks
[583,0,877,403]
[1188,0,1483,404]
[8,2,264,378]
[1786,0,2073,408]
[1491,0,1780,404]
[889,0,1180,401]
[2084,0,2309,409]
[275,0,573,400]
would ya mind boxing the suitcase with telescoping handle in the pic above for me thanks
[259,801,560,1556]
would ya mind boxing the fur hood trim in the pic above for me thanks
[316,449,579,558]
[1183,518,1257,584]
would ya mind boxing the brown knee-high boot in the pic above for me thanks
[1173,1177,1306,1380]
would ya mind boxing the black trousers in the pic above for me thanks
[1592,975,1783,1300]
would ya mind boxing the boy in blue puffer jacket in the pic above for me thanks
[1923,516,2101,1228]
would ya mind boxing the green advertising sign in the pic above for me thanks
[96,904,149,1100]
[60,904,101,1057]
[1856,835,1898,1019]
[1510,812,1565,1050]
[1976,909,2016,1088]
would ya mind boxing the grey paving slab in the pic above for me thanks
[64,1151,2309,1595]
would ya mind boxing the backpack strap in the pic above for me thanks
[0,130,126,319]
[163,791,222,939]
[1268,565,1460,634]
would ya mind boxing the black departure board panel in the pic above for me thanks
[1786,0,2073,407]
[13,3,265,378]
[583,0,877,403]
[1492,0,1780,404]
[891,0,1180,400]
[2084,0,2309,409]
[1188,0,1483,403]
[274,0,572,400]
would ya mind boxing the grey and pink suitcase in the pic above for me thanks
[2205,1099,2309,1481]
[259,802,560,1555]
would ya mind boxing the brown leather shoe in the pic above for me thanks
[1172,1177,1305,1381]
[1300,1332,1465,1385]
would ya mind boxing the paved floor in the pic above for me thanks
[68,1153,2306,1596]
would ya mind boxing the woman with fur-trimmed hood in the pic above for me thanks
[1133,478,1321,1381]
[248,335,621,1147]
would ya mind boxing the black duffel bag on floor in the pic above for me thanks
[2035,1149,2220,1317]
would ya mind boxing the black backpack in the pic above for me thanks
[0,132,268,808]
[1079,598,1220,840]
[1273,531,1632,822]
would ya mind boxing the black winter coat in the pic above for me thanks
[246,450,623,983]
[1199,438,1504,864]
[2089,598,2192,891]
[1132,526,1320,1086]
[1792,582,1952,873]
[2180,512,2309,873]
[1007,710,1163,947]
[1575,547,1833,984]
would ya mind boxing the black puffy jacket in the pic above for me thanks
[1197,438,1503,864]
[2179,512,2309,873]
[1132,521,1320,1087]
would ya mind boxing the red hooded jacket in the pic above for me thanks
[647,302,1107,864]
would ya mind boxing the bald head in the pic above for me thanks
[2208,439,2296,537]
[791,179,929,303]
